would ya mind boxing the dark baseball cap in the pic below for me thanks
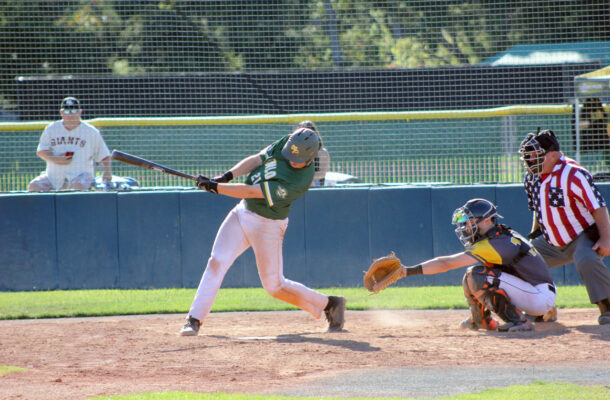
[533,129,560,152]
[60,97,81,111]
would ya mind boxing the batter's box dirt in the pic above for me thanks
[0,309,608,399]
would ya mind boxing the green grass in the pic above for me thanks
[0,286,595,320]
[2,287,605,400]
[87,382,610,399]
[0,365,24,376]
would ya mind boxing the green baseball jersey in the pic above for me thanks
[244,135,315,220]
[465,227,553,286]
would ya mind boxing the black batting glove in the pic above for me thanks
[196,175,219,194]
[213,170,233,183]
[196,175,209,190]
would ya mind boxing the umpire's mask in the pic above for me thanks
[518,129,560,176]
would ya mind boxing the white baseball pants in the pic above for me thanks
[490,273,556,316]
[188,200,329,323]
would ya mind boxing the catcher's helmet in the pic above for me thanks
[518,128,560,176]
[281,127,319,164]
[452,198,503,246]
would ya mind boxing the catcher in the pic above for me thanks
[364,198,557,332]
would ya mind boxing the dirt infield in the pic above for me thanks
[1,309,608,399]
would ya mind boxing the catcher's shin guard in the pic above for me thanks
[485,289,523,325]
[462,266,497,330]
[464,265,524,326]
[466,300,497,330]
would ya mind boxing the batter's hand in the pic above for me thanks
[196,175,218,194]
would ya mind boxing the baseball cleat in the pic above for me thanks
[180,316,201,336]
[598,311,610,325]
[324,295,346,332]
[459,317,478,331]
[498,319,534,332]
[535,306,557,323]
[459,316,498,331]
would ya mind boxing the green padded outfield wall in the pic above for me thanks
[1,184,609,291]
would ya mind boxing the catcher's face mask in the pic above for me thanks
[452,199,502,247]
[452,207,480,247]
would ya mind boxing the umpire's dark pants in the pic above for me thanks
[532,232,610,304]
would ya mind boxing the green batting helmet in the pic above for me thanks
[297,120,318,134]
[281,128,320,163]
[297,120,323,148]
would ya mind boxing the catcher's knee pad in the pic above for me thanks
[462,265,497,301]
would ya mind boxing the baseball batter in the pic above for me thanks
[28,97,112,191]
[180,127,346,336]
[399,199,556,332]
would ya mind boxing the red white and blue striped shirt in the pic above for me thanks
[524,154,606,247]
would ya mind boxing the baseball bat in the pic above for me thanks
[111,150,197,181]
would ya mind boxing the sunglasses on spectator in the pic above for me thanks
[62,108,80,114]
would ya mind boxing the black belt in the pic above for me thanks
[548,284,556,293]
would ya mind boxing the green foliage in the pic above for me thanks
[0,286,594,320]
[1,0,608,84]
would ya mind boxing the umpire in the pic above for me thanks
[519,128,610,325]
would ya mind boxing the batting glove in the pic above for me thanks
[196,175,218,194]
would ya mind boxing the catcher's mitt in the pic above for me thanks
[363,252,405,293]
